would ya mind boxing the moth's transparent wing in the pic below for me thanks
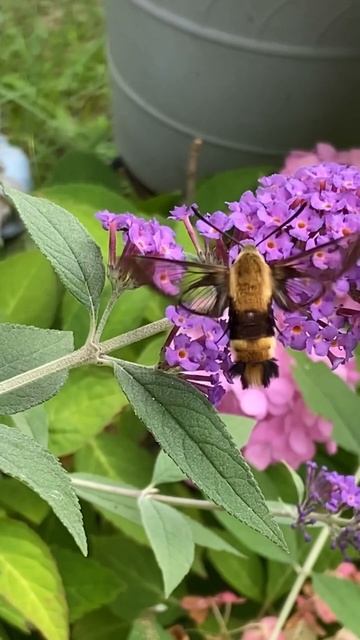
[123,255,229,317]
[270,233,360,310]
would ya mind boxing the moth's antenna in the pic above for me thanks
[256,202,307,248]
[191,206,243,247]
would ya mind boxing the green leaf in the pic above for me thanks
[219,414,256,448]
[266,560,295,603]
[215,512,296,564]
[252,463,304,505]
[128,616,172,640]
[4,187,105,314]
[136,334,165,367]
[0,597,29,633]
[11,404,49,447]
[74,429,153,488]
[292,351,360,453]
[60,292,91,350]
[61,286,159,350]
[0,325,73,414]
[101,289,164,342]
[185,517,241,556]
[0,620,10,640]
[208,547,264,602]
[312,573,360,636]
[52,547,122,623]
[0,250,60,328]
[47,366,127,456]
[39,183,142,254]
[139,498,194,597]
[49,151,124,191]
[92,533,163,620]
[72,608,129,640]
[74,430,153,543]
[138,192,180,216]
[113,360,286,551]
[0,424,87,554]
[195,165,275,212]
[0,519,68,640]
[280,462,305,503]
[151,451,186,485]
[0,478,48,525]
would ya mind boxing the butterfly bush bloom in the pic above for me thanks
[96,161,360,412]
[95,210,184,291]
[295,461,360,555]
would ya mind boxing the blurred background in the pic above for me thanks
[1,0,112,186]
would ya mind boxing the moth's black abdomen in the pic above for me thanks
[228,303,275,340]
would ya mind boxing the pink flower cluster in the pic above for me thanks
[282,141,360,175]
[241,616,285,640]
[219,343,358,469]
[241,562,360,639]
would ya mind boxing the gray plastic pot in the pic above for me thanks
[104,0,360,192]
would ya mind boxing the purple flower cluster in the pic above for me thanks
[164,306,231,405]
[296,462,360,554]
[95,209,184,292]
[96,161,360,407]
[161,164,360,403]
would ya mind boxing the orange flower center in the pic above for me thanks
[291,325,302,334]
[178,349,187,358]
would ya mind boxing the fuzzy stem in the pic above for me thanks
[71,476,220,510]
[70,476,355,531]
[99,318,171,354]
[93,289,121,342]
[0,318,172,397]
[268,526,330,640]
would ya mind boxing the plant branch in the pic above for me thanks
[185,137,203,204]
[268,526,330,640]
[71,476,221,510]
[0,345,94,396]
[93,289,120,342]
[0,318,171,397]
[70,476,354,531]
[99,318,171,354]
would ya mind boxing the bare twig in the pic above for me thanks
[185,137,203,204]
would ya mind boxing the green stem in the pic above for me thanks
[70,476,356,530]
[210,602,230,639]
[267,463,360,639]
[268,526,330,640]
[0,318,171,397]
[100,318,171,354]
[93,290,120,342]
[71,476,220,510]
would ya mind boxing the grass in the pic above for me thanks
[0,0,113,186]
